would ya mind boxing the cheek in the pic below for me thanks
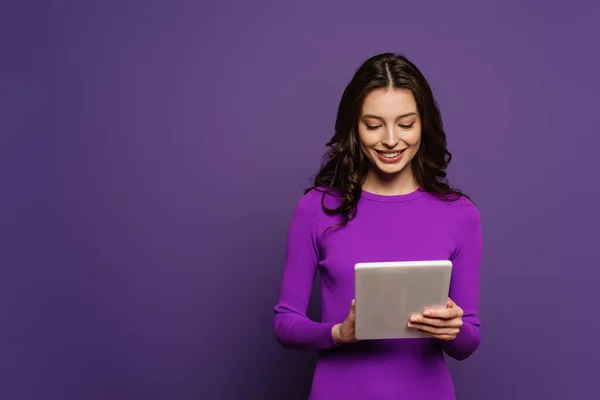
[357,130,376,150]
[406,129,422,147]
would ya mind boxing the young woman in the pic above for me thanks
[272,53,482,400]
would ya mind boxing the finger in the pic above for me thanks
[446,298,464,316]
[428,333,456,341]
[407,322,460,337]
[408,323,458,336]
[348,299,356,322]
[410,315,463,328]
[415,330,456,341]
[422,309,456,319]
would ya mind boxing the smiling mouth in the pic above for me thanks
[375,149,406,159]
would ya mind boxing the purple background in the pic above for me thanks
[2,1,599,399]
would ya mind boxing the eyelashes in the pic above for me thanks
[365,123,415,131]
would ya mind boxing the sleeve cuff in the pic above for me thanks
[440,322,480,360]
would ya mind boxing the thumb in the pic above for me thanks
[446,298,454,308]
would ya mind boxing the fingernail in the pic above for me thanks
[424,311,431,316]
[410,316,418,321]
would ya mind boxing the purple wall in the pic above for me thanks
[2,1,599,399]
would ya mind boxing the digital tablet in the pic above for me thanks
[354,260,452,340]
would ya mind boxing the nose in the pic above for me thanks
[381,126,398,148]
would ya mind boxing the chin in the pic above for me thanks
[374,161,408,176]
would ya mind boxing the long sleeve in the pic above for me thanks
[440,201,483,360]
[272,192,338,350]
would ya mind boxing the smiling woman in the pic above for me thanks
[358,88,421,193]
[305,53,468,227]
[272,53,483,400]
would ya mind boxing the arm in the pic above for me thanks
[440,202,483,360]
[272,192,338,350]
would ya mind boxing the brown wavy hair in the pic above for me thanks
[306,52,469,227]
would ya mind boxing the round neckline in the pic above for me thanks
[360,187,425,203]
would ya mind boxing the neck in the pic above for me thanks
[362,167,418,196]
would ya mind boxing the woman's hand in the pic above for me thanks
[332,299,360,344]
[407,298,463,341]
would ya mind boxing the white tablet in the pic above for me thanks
[354,260,452,340]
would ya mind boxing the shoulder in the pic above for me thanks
[293,190,317,217]
[301,186,343,212]
[292,187,345,235]
[444,195,482,239]
[422,192,481,228]
[292,187,335,218]
[450,195,480,220]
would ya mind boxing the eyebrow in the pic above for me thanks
[362,112,418,121]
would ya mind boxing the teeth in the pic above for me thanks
[381,152,400,158]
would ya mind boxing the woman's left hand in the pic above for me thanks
[407,298,463,341]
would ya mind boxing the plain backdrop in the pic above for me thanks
[2,0,599,399]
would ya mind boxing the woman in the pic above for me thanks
[272,53,482,399]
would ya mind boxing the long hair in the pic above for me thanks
[306,52,469,227]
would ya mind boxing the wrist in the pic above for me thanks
[331,323,342,344]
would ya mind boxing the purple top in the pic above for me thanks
[273,188,483,399]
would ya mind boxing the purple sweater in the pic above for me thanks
[273,188,483,400]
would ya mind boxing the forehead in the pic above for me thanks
[361,88,417,116]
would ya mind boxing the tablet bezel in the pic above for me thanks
[354,260,452,340]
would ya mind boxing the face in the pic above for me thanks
[357,88,421,184]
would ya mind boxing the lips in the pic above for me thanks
[375,149,406,159]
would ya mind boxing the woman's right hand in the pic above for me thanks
[332,299,359,344]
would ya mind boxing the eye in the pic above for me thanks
[365,125,381,130]
[399,123,415,129]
